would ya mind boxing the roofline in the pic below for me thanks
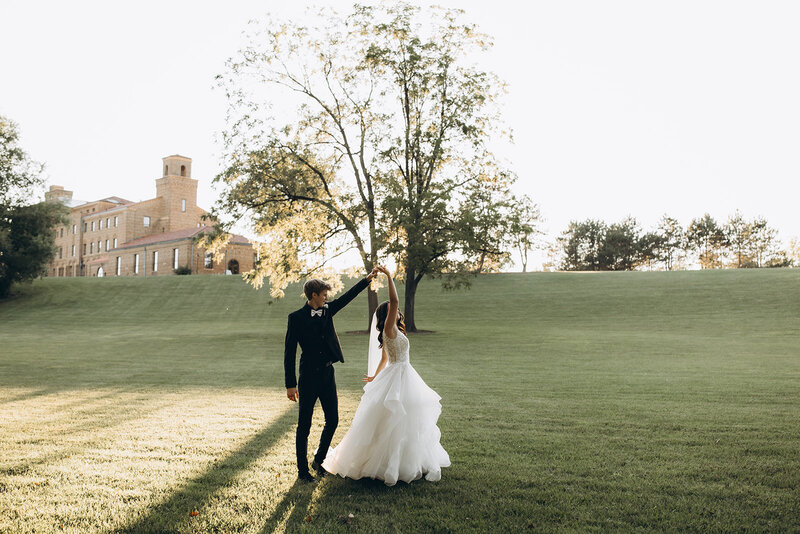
[115,235,251,251]
[81,205,129,217]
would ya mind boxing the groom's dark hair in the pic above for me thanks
[304,279,332,300]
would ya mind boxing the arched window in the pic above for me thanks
[180,165,186,176]
[228,259,240,275]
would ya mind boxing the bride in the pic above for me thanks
[321,266,451,486]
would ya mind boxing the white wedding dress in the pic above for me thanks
[322,330,451,486]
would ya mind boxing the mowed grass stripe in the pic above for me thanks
[0,270,798,532]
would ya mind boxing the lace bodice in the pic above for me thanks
[383,330,410,363]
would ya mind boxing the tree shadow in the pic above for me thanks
[0,387,57,406]
[118,405,297,533]
[257,479,318,533]
[0,392,173,476]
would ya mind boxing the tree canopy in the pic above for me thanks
[204,3,528,329]
[0,115,66,298]
[556,211,790,271]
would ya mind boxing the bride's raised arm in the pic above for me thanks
[381,266,399,340]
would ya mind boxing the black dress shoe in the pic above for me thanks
[297,471,315,483]
[311,460,329,477]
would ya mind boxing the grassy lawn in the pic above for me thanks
[0,270,798,533]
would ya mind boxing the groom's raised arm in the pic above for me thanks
[327,276,370,316]
[284,314,299,389]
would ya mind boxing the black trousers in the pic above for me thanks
[296,364,338,474]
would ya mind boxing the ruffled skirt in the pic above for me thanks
[322,361,450,486]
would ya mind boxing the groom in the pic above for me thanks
[284,269,378,482]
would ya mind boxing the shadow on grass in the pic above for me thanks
[0,387,57,406]
[118,405,298,533]
[256,474,391,533]
[0,392,173,477]
[257,479,318,533]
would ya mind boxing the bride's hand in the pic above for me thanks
[376,265,390,276]
[362,374,375,382]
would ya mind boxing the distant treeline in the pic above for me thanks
[548,212,797,271]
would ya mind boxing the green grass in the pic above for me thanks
[0,270,799,533]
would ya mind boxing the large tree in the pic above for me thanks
[686,214,726,269]
[507,195,543,273]
[206,3,515,330]
[655,214,684,270]
[788,238,800,267]
[1,115,44,207]
[455,169,516,274]
[558,219,605,271]
[748,216,779,268]
[723,210,754,268]
[0,116,66,298]
[597,217,642,271]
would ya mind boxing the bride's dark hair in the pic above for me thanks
[375,301,406,348]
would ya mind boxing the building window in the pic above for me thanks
[153,251,158,272]
[98,241,102,252]
[83,243,87,254]
[143,216,150,228]
[180,165,186,176]
[99,219,103,230]
[106,218,110,228]
[59,247,63,259]
[204,252,213,269]
[84,222,87,232]
[60,228,64,238]
[91,221,95,231]
[113,238,117,248]
[105,239,109,251]
[134,254,139,274]
[72,245,76,257]
[114,216,118,227]
[90,242,94,254]
[116,257,121,276]
[164,165,168,175]
[182,199,186,212]
[173,248,179,269]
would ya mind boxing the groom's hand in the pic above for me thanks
[286,388,298,402]
[366,267,379,281]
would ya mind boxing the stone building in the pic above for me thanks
[46,155,254,278]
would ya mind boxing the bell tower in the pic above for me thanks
[155,155,198,232]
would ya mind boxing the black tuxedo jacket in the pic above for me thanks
[284,277,370,389]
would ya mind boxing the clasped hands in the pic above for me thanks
[367,265,391,280]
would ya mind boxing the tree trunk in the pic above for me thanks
[404,266,418,332]
[477,251,486,273]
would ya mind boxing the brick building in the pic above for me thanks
[46,154,254,278]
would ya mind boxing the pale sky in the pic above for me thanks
[2,1,799,270]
